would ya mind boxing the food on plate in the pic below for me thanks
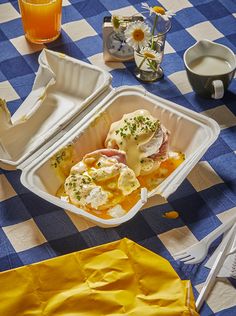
[105,109,170,176]
[56,109,185,219]
[60,149,141,218]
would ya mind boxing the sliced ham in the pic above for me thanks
[84,148,127,165]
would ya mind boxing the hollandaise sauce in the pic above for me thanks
[105,110,160,176]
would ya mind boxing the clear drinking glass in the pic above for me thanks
[134,18,171,82]
[18,0,62,44]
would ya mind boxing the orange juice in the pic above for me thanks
[18,0,62,44]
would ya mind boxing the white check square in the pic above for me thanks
[158,0,192,12]
[10,36,45,55]
[88,53,125,71]
[202,105,236,130]
[62,0,71,6]
[65,211,95,231]
[62,20,97,41]
[217,207,236,223]
[110,5,140,17]
[0,81,20,102]
[195,279,236,313]
[187,161,223,192]
[168,70,193,94]
[158,226,198,257]
[187,21,224,42]
[164,41,175,54]
[0,175,17,202]
[0,3,20,23]
[142,194,166,210]
[3,219,47,252]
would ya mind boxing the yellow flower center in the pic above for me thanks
[143,52,156,59]
[153,6,165,15]
[132,29,144,42]
[112,16,120,29]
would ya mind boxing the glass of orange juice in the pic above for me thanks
[18,0,62,44]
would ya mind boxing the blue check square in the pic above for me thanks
[169,18,184,33]
[10,73,35,100]
[0,228,18,258]
[219,0,236,12]
[48,233,88,255]
[101,0,130,11]
[215,37,236,55]
[34,211,79,240]
[74,0,108,18]
[142,202,184,235]
[167,29,195,52]
[161,53,185,76]
[0,56,33,80]
[115,212,156,241]
[18,243,56,265]
[199,183,236,214]
[0,19,24,39]
[0,41,20,63]
[0,29,8,42]
[184,92,223,112]
[0,254,23,272]
[196,0,231,20]
[62,4,83,24]
[47,42,86,62]
[221,127,236,151]
[0,196,31,227]
[5,170,30,195]
[87,12,110,35]
[0,70,6,82]
[75,35,102,57]
[19,192,62,217]
[23,52,41,73]
[175,7,206,29]
[202,136,232,161]
[210,152,236,182]
[227,33,236,51]
[169,193,220,240]
[212,15,236,36]
[81,226,120,248]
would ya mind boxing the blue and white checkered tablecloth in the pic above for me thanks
[0,0,236,314]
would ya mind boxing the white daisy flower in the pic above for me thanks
[141,3,175,21]
[111,15,123,33]
[124,21,151,50]
[140,47,159,60]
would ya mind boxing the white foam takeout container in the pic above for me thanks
[0,49,220,227]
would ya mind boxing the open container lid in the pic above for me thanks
[0,49,111,168]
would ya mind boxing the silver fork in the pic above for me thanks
[173,216,236,264]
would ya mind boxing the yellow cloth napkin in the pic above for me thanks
[0,238,198,315]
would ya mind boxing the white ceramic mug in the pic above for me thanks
[184,40,236,99]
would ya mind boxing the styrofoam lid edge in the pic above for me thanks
[0,49,112,168]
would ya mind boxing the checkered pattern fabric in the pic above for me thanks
[0,0,236,314]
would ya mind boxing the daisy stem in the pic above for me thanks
[151,15,158,50]
[138,56,147,70]
[147,59,157,71]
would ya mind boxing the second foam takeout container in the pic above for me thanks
[0,49,220,227]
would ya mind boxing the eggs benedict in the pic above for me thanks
[64,149,140,215]
[105,109,169,176]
